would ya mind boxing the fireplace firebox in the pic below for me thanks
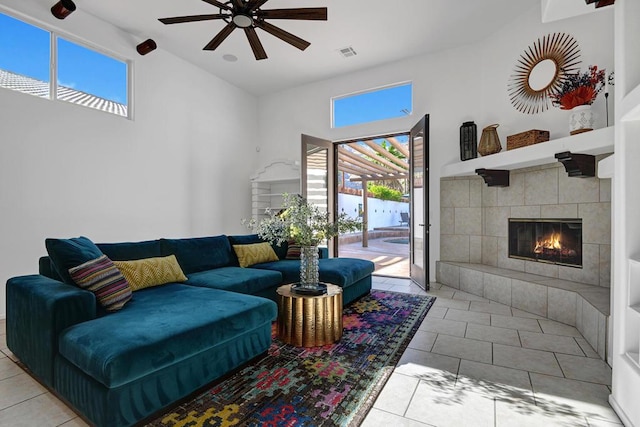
[508,218,582,268]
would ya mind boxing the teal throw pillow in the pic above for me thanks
[46,236,104,284]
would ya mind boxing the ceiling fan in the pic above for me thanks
[159,0,328,60]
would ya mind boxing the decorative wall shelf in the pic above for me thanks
[629,259,640,312]
[555,151,596,177]
[251,159,300,222]
[621,83,640,121]
[475,168,510,187]
[597,154,614,179]
[441,126,614,177]
[626,352,640,371]
[609,1,640,424]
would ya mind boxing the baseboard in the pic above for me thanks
[609,395,634,427]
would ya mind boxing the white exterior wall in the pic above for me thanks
[257,6,614,282]
[0,0,259,318]
[338,193,409,230]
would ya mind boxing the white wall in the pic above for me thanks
[257,5,614,282]
[0,0,259,317]
[475,9,614,145]
[257,44,483,282]
[338,193,409,230]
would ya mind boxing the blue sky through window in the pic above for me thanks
[0,12,127,105]
[0,13,49,82]
[57,38,127,104]
[333,83,412,128]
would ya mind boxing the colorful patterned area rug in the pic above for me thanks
[146,290,435,427]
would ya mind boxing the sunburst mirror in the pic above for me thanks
[508,33,582,114]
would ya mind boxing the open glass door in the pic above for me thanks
[301,134,336,256]
[410,115,429,289]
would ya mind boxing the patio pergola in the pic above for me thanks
[338,137,410,246]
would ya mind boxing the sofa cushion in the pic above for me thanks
[251,260,300,284]
[113,255,187,291]
[58,284,277,388]
[272,241,289,260]
[39,256,62,281]
[232,242,279,268]
[68,255,132,312]
[45,236,104,284]
[228,234,261,245]
[228,234,288,261]
[160,236,234,274]
[97,240,162,261]
[186,267,282,294]
[316,258,375,286]
[253,258,375,287]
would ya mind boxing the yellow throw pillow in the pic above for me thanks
[113,255,187,291]
[233,242,279,268]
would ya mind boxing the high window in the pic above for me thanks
[0,11,129,117]
[332,82,413,128]
[0,12,50,98]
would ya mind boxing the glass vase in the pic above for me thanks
[299,245,320,289]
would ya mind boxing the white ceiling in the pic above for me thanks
[78,0,540,96]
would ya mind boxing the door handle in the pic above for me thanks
[419,224,425,226]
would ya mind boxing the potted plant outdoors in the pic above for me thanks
[246,193,362,293]
[550,65,606,135]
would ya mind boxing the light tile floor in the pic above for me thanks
[0,276,621,427]
[363,276,621,427]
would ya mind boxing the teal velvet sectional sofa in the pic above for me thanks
[6,234,374,427]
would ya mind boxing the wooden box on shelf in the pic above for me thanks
[506,129,550,150]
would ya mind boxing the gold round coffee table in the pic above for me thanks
[276,283,343,347]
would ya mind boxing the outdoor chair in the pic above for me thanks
[400,212,410,226]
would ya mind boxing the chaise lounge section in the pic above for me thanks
[6,234,374,426]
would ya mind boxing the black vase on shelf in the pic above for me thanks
[460,121,478,161]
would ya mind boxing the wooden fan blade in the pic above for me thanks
[244,27,267,60]
[255,20,310,51]
[159,14,227,24]
[201,0,232,11]
[247,0,269,11]
[204,22,236,50]
[258,7,327,20]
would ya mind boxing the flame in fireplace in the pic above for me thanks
[533,232,562,254]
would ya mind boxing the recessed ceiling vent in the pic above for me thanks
[338,46,357,58]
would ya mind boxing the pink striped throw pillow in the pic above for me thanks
[69,255,132,312]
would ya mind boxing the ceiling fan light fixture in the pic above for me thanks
[232,14,253,28]
[158,2,327,60]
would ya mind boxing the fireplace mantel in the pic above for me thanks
[441,126,614,178]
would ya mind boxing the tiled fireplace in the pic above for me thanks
[439,161,611,287]
[438,161,612,360]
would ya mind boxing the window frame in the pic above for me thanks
[0,7,133,119]
[330,81,413,129]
